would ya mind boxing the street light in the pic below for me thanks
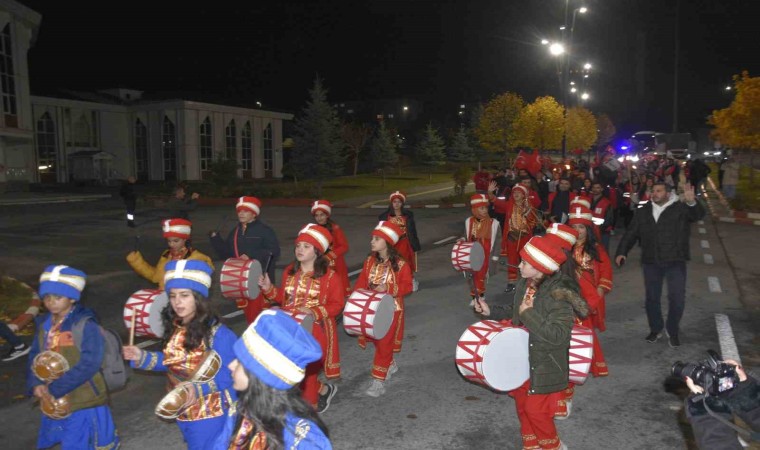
[541,39,549,45]
[403,105,409,111]
[581,92,590,101]
[725,85,732,91]
[583,62,592,70]
[570,87,577,93]
[549,42,565,55]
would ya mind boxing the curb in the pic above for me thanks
[0,276,40,335]
[705,178,760,226]
[0,194,112,206]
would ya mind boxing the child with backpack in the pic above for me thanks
[26,265,120,449]
[122,260,237,450]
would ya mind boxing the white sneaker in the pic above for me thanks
[365,379,386,397]
[412,278,419,292]
[559,442,568,450]
[469,299,476,307]
[385,361,398,381]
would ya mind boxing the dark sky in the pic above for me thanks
[19,0,760,136]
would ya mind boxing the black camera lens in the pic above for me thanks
[672,361,699,381]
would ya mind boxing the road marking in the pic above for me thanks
[698,220,704,225]
[708,276,722,293]
[452,203,466,208]
[700,240,710,249]
[425,204,440,208]
[358,182,473,208]
[434,236,458,245]
[719,217,736,223]
[136,339,159,349]
[223,310,244,319]
[748,212,760,220]
[698,227,706,234]
[703,254,714,265]
[715,314,742,365]
[348,268,362,277]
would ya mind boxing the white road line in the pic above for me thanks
[703,254,714,265]
[223,310,244,319]
[348,268,362,277]
[698,220,704,225]
[452,203,467,208]
[136,339,159,349]
[715,314,742,365]
[700,240,710,249]
[425,204,440,208]
[434,236,458,245]
[698,227,706,234]
[707,276,722,293]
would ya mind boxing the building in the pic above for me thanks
[0,0,292,192]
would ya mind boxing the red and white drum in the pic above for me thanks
[343,289,395,340]
[455,320,530,391]
[451,241,485,272]
[124,289,169,339]
[282,309,315,334]
[220,258,262,300]
[568,325,594,385]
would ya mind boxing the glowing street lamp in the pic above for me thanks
[579,6,588,13]
[570,87,577,93]
[583,62,592,70]
[549,42,565,56]
[541,39,549,45]
[580,92,590,101]
[403,106,409,112]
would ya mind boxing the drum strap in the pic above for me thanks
[233,225,241,257]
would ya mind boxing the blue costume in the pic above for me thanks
[213,407,332,450]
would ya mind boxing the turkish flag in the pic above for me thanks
[515,149,543,177]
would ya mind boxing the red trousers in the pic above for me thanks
[506,234,532,282]
[554,384,575,418]
[509,381,562,450]
[471,240,492,298]
[236,294,265,324]
[359,309,403,380]
[300,322,327,406]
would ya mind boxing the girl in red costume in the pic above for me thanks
[378,191,421,291]
[491,183,538,292]
[258,224,344,413]
[311,200,350,296]
[353,221,413,397]
[462,194,500,316]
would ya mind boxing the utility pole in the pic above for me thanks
[672,0,680,132]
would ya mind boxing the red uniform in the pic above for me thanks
[262,265,345,405]
[353,255,413,380]
[465,216,500,297]
[493,195,538,283]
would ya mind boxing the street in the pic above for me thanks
[0,197,758,449]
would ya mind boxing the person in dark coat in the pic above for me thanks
[378,191,421,291]
[167,185,199,220]
[120,176,137,228]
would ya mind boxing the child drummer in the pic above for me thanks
[127,218,213,289]
[461,194,500,316]
[352,221,413,397]
[209,196,281,323]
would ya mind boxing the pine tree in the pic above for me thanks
[290,78,346,195]
[448,125,474,162]
[369,122,398,187]
[415,123,446,180]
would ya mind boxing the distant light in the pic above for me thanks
[632,156,640,162]
[579,6,588,13]
[460,104,466,109]
[256,101,262,107]
[559,26,566,30]
[570,87,577,93]
[632,165,637,169]
[565,164,571,170]
[725,86,732,91]
[621,146,628,150]
[403,106,409,111]
[617,157,624,162]
[458,111,464,115]
[703,151,710,155]
[581,92,590,100]
[549,43,565,55]
[570,81,575,85]
[584,74,589,78]
[584,63,592,70]
[541,39,549,45]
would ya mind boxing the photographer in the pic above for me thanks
[683,360,760,449]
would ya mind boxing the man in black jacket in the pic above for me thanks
[615,182,705,347]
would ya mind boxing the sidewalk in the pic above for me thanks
[704,178,760,226]
[0,191,112,206]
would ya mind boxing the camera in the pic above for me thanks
[672,350,740,396]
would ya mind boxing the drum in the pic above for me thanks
[41,395,71,420]
[32,351,70,382]
[155,383,194,420]
[282,310,315,334]
[123,289,169,339]
[189,350,221,383]
[451,241,485,272]
[343,289,395,340]
[220,258,262,300]
[568,325,594,385]
[455,320,530,392]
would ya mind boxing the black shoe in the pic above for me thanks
[2,343,31,362]
[317,383,338,413]
[665,331,680,347]
[504,284,516,293]
[645,332,662,343]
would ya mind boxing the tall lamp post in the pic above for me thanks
[561,4,587,159]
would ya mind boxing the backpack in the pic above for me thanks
[73,317,130,393]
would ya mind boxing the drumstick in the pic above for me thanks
[129,310,136,347]
[263,252,274,275]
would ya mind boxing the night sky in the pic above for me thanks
[19,0,760,136]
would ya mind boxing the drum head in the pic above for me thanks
[149,291,169,339]
[369,294,395,340]
[245,260,263,299]
[468,241,485,272]
[482,327,530,391]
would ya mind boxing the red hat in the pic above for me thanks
[236,196,262,215]
[162,218,192,239]
[544,223,578,251]
[295,223,332,254]
[389,191,406,203]
[372,221,403,245]
[310,200,332,216]
[568,205,594,227]
[520,236,567,274]
[570,197,591,209]
[470,194,489,209]
[512,184,529,198]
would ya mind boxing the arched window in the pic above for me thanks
[263,123,273,177]
[73,114,91,147]
[162,116,177,181]
[242,121,252,177]
[134,118,149,180]
[1,24,17,127]
[36,112,56,181]
[199,117,213,175]
[225,119,236,160]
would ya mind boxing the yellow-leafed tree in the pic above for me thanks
[566,107,598,152]
[709,71,760,183]
[475,92,525,158]
[514,96,565,151]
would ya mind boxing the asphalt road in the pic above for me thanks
[0,198,758,449]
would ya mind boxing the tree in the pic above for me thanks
[290,77,346,195]
[368,121,398,187]
[448,125,474,162]
[514,96,565,151]
[709,71,760,184]
[342,122,372,177]
[475,92,525,160]
[566,107,598,152]
[415,123,447,180]
[595,113,616,147]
